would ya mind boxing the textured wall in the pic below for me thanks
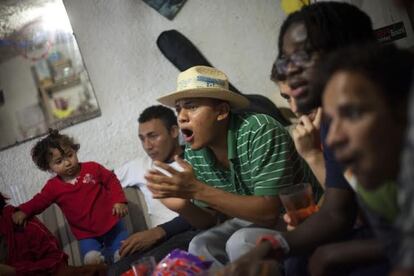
[0,0,287,202]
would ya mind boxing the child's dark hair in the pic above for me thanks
[138,105,178,131]
[31,129,80,171]
[271,1,375,81]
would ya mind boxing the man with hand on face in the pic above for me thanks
[108,105,199,276]
[277,80,325,188]
[146,65,320,268]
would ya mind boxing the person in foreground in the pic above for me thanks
[108,106,199,276]
[218,2,393,275]
[146,65,320,268]
[318,43,414,276]
[0,193,68,275]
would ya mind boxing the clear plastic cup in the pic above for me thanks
[130,256,156,276]
[279,183,319,226]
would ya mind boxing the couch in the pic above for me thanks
[39,187,150,266]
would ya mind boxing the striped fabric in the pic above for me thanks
[185,113,320,202]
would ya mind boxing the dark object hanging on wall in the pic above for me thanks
[143,0,187,20]
[0,90,4,106]
[156,30,290,126]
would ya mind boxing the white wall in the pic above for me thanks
[2,0,413,203]
[0,0,287,201]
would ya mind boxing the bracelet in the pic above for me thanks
[256,234,290,256]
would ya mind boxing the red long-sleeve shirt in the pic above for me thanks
[19,161,127,240]
[0,205,68,275]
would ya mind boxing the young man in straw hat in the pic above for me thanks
[145,65,320,268]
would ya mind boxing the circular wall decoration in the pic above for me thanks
[14,19,52,62]
[281,0,310,15]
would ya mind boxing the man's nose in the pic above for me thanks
[177,109,188,124]
[143,138,153,150]
[286,59,301,77]
[326,119,346,149]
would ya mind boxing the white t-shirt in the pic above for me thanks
[114,156,180,228]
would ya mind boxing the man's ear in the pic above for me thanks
[216,102,231,121]
[170,125,180,138]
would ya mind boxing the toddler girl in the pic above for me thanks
[12,129,128,265]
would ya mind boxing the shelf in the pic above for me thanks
[42,74,81,94]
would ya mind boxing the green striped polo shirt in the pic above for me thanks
[185,113,321,204]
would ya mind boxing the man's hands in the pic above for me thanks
[159,197,191,213]
[119,227,166,257]
[308,239,386,276]
[112,203,128,217]
[146,156,202,199]
[12,210,27,226]
[292,108,322,161]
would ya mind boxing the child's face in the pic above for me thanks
[48,147,80,179]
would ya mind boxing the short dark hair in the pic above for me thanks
[138,105,177,131]
[31,129,80,171]
[271,1,375,81]
[313,43,414,116]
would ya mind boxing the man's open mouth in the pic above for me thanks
[289,80,308,98]
[181,128,194,142]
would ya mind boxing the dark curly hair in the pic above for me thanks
[138,105,177,131]
[312,43,414,118]
[271,1,375,82]
[31,129,80,171]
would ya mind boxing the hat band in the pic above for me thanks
[177,76,228,90]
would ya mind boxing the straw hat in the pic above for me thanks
[157,66,250,109]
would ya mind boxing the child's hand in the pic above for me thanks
[12,210,27,226]
[112,203,128,217]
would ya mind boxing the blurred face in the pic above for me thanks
[278,80,299,114]
[279,22,319,113]
[139,118,179,162]
[49,146,80,179]
[324,71,403,190]
[175,98,229,150]
[278,80,317,120]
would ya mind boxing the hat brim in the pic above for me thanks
[157,87,250,109]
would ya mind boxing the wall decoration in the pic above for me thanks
[281,0,310,14]
[0,0,101,150]
[143,0,187,20]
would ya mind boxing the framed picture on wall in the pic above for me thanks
[0,0,101,150]
[143,0,187,20]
